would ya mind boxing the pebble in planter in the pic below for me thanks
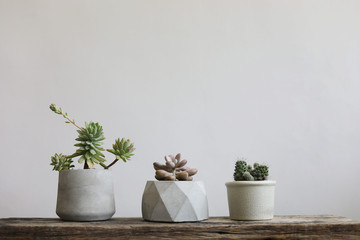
[49,104,135,221]
[225,159,276,221]
[142,153,209,222]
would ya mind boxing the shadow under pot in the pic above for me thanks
[225,180,276,220]
[142,180,209,222]
[56,169,115,221]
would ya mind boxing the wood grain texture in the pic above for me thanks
[0,216,359,240]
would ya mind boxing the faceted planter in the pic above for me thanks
[56,169,115,221]
[142,181,209,222]
[225,180,276,220]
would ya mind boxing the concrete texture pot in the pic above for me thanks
[56,169,115,221]
[142,180,209,222]
[225,180,276,220]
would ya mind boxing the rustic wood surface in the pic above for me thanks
[0,215,359,240]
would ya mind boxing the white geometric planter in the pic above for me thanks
[56,169,115,221]
[225,180,276,220]
[142,181,209,222]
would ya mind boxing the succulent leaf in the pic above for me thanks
[186,168,198,176]
[166,161,175,168]
[176,171,189,181]
[176,159,187,168]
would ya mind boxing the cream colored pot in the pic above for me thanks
[225,180,276,220]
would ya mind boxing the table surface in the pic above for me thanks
[0,215,359,239]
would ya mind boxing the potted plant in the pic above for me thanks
[141,153,209,222]
[225,159,275,220]
[49,104,135,221]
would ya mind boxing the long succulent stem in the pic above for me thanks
[49,104,82,130]
[104,159,119,169]
[64,115,82,130]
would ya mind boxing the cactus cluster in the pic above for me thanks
[49,104,135,170]
[153,153,198,181]
[234,159,269,181]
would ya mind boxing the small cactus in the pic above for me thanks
[153,153,198,181]
[233,159,269,181]
[251,164,269,180]
[234,159,247,181]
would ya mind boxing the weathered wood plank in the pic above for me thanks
[0,216,359,240]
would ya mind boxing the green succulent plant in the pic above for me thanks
[49,104,135,170]
[50,153,74,171]
[233,159,269,181]
[106,138,135,168]
[69,121,106,169]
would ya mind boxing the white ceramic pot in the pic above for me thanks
[225,180,276,220]
[56,169,115,221]
[142,180,209,222]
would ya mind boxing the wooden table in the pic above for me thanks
[0,216,359,239]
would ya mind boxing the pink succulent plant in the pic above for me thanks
[153,153,198,181]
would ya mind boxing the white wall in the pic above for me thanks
[1,0,360,220]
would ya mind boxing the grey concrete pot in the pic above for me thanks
[225,180,276,220]
[142,180,209,222]
[56,169,115,221]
